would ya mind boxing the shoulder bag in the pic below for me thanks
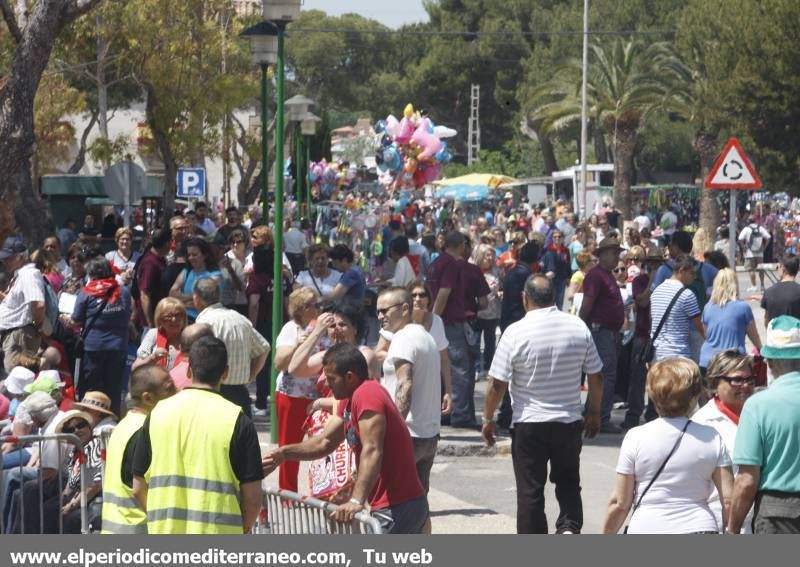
[624,419,691,533]
[638,286,688,365]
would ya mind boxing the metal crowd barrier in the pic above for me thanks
[255,487,382,534]
[0,432,88,534]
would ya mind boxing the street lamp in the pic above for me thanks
[286,95,315,220]
[299,112,321,221]
[246,0,302,443]
[240,21,279,226]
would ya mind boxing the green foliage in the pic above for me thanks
[87,135,131,167]
[442,138,546,179]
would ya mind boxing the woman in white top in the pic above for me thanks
[271,288,323,492]
[104,227,140,287]
[294,244,341,299]
[388,236,416,288]
[603,357,734,534]
[223,229,248,314]
[692,350,756,532]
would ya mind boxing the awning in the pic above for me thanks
[41,174,165,200]
[433,173,516,189]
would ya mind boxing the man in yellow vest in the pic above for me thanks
[132,336,263,534]
[101,364,176,534]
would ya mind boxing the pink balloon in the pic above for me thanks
[422,163,441,183]
[394,117,416,145]
[411,124,443,161]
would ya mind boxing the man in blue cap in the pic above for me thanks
[0,236,46,373]
[729,315,800,534]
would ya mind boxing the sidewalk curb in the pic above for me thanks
[436,440,511,457]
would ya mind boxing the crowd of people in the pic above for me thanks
[1,191,799,535]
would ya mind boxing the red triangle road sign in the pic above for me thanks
[704,138,763,190]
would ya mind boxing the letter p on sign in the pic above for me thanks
[177,168,206,198]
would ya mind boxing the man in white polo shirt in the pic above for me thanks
[376,287,441,497]
[482,274,603,534]
[0,237,46,373]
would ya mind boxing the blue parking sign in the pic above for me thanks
[177,168,206,198]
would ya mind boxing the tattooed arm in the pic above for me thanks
[393,358,414,419]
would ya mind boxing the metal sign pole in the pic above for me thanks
[124,161,132,228]
[730,189,737,268]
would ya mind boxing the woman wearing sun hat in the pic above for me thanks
[72,390,117,435]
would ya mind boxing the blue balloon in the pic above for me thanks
[435,143,452,164]
[374,120,386,134]
[383,145,402,172]
[427,120,435,134]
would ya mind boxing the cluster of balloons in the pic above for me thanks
[308,159,350,199]
[374,103,456,190]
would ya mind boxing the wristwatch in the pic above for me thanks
[349,498,363,507]
[481,415,495,425]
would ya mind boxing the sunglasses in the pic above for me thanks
[612,268,626,273]
[63,420,90,434]
[377,303,405,316]
[718,376,756,387]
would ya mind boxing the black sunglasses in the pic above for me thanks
[612,268,626,273]
[63,420,90,434]
[718,376,756,387]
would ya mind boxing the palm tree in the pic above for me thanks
[531,38,683,220]
[662,46,725,237]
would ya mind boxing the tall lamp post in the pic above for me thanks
[240,21,279,225]
[242,0,302,443]
[285,95,315,221]
[300,112,321,221]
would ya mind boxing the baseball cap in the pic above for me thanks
[0,236,26,261]
[761,316,800,359]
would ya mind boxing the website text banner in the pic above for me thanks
[0,536,780,567]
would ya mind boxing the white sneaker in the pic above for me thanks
[253,408,268,418]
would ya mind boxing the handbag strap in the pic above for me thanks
[630,419,691,514]
[80,288,114,340]
[650,286,688,345]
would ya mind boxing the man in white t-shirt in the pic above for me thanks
[481,275,604,534]
[376,287,441,498]
[737,217,771,292]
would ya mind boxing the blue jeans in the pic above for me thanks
[445,322,476,426]
[2,466,37,533]
[624,337,648,426]
[590,328,619,425]
[477,318,499,373]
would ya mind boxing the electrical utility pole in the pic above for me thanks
[468,84,481,166]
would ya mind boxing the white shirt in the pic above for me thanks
[633,215,651,230]
[617,417,731,534]
[737,224,771,259]
[660,211,678,235]
[274,320,318,399]
[0,263,45,330]
[382,323,441,438]
[692,399,752,532]
[40,410,67,470]
[196,304,270,385]
[283,228,308,255]
[390,256,416,288]
[428,313,448,351]
[489,306,603,423]
[295,269,342,299]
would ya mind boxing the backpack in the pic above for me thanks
[129,250,147,300]
[40,278,61,337]
[748,224,764,253]
[687,262,708,309]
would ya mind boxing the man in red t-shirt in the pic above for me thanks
[263,343,427,534]
[134,228,172,328]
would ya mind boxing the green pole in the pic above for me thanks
[270,26,286,444]
[305,139,311,223]
[260,63,269,224]
[295,126,302,221]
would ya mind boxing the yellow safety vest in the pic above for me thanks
[145,388,244,534]
[101,411,148,534]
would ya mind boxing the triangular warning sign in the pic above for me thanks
[705,138,762,190]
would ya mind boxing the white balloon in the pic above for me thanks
[384,115,400,137]
[434,125,458,139]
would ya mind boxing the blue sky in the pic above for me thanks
[302,1,430,28]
